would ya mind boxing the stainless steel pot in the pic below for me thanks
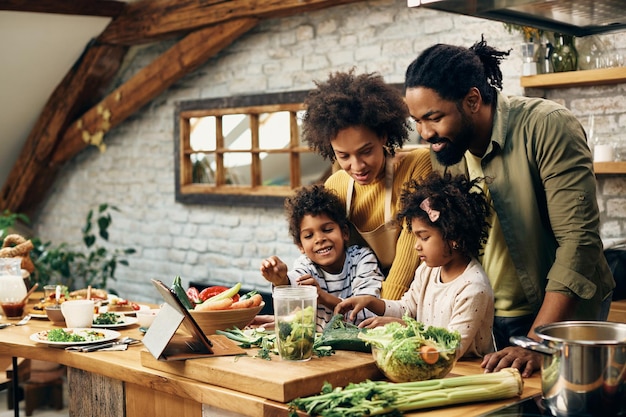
[511,321,626,417]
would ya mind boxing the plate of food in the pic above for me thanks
[92,312,138,328]
[30,328,121,347]
[106,296,148,316]
[27,310,49,319]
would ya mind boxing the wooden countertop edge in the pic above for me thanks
[0,335,293,416]
[0,315,547,417]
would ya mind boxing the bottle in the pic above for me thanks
[534,35,552,74]
[551,33,578,72]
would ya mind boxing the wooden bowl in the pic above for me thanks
[190,302,264,335]
[44,305,66,324]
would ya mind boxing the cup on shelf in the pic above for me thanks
[61,299,95,328]
[594,144,615,162]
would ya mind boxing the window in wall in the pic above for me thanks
[175,85,424,207]
[175,90,332,207]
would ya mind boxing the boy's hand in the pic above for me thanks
[260,256,289,286]
[295,274,318,288]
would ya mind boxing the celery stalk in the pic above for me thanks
[288,368,523,417]
[205,282,241,303]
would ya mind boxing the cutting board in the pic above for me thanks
[140,346,383,402]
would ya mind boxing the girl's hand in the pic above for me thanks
[260,256,289,286]
[358,316,404,328]
[334,295,371,321]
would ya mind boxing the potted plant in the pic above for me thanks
[0,204,135,292]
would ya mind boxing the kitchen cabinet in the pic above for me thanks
[522,67,626,175]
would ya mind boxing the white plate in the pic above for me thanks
[92,315,138,328]
[28,312,49,319]
[30,328,121,347]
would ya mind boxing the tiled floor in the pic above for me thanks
[0,382,69,417]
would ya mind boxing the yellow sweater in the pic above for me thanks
[325,147,432,300]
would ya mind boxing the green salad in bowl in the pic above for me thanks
[361,316,461,382]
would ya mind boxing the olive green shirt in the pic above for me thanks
[432,92,615,319]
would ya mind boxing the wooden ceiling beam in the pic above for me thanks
[98,0,366,45]
[0,42,128,216]
[51,18,258,167]
[0,0,358,216]
[0,0,126,17]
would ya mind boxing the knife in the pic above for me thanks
[66,337,139,352]
[65,341,116,352]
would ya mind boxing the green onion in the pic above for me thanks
[288,368,523,417]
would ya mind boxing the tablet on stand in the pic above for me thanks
[143,279,245,360]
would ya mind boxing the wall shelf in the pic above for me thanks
[594,161,626,175]
[521,67,626,88]
[521,68,626,175]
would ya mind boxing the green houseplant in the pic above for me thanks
[31,203,136,292]
[0,204,135,292]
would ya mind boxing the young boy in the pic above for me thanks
[261,184,383,332]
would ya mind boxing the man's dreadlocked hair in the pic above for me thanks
[302,69,411,162]
[404,35,511,105]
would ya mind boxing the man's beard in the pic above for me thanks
[433,113,475,166]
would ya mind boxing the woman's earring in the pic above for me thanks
[452,243,459,250]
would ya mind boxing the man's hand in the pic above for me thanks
[481,346,542,378]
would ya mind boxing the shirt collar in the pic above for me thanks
[487,90,510,156]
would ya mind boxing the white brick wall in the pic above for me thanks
[33,0,626,303]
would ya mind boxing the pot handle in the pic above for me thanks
[509,336,558,355]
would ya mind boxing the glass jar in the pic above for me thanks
[576,35,610,70]
[551,33,578,72]
[521,41,537,76]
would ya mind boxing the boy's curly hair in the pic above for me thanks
[397,172,491,259]
[302,69,411,162]
[285,184,348,245]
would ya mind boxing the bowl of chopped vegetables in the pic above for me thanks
[362,317,462,383]
[190,302,265,335]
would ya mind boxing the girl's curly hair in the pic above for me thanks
[302,69,411,162]
[285,184,348,245]
[397,172,491,259]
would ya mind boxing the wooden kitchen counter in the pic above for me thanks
[0,315,542,417]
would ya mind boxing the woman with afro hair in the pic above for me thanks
[302,69,431,301]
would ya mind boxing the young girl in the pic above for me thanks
[335,172,495,358]
[261,184,384,332]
